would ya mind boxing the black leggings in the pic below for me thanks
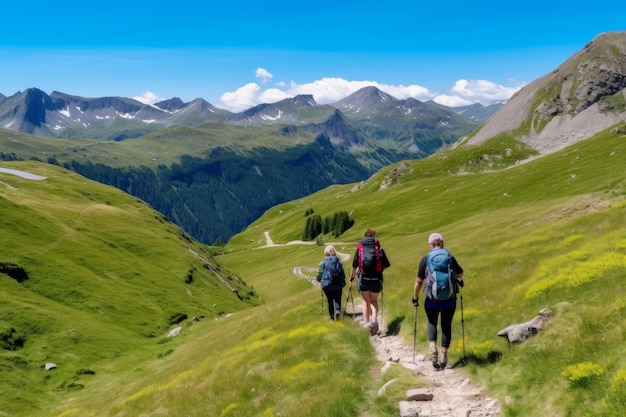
[324,290,342,319]
[425,304,456,348]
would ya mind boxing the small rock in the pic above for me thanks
[45,363,57,370]
[402,362,419,371]
[407,388,434,401]
[459,378,471,388]
[168,326,182,337]
[378,378,397,396]
[398,401,418,417]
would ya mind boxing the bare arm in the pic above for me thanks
[350,266,357,282]
[413,277,423,301]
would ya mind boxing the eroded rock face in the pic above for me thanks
[468,31,626,155]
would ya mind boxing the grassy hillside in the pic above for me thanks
[2,119,626,416]
[1,124,413,245]
[0,162,259,416]
[222,124,626,416]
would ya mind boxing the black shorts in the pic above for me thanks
[358,277,382,293]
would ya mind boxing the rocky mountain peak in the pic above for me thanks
[333,86,392,112]
[155,97,186,111]
[467,30,626,154]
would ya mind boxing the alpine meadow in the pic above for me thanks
[2,31,626,417]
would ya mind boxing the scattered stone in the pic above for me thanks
[398,401,418,417]
[381,361,393,374]
[497,308,552,343]
[378,378,397,396]
[167,326,182,337]
[45,363,57,370]
[370,333,502,416]
[407,388,434,401]
[402,362,419,372]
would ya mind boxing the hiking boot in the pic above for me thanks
[334,311,341,321]
[370,319,378,336]
[439,351,448,370]
[429,344,440,369]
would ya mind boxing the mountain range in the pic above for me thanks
[0,86,494,142]
[2,31,626,247]
[0,86,486,244]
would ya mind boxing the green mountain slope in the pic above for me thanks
[0,162,259,415]
[221,125,626,416]
[3,121,626,416]
[0,119,417,245]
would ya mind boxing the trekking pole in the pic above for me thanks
[413,303,418,363]
[380,285,384,332]
[350,284,355,320]
[460,287,466,360]
[343,283,352,319]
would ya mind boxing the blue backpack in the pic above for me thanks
[319,256,346,291]
[424,248,457,301]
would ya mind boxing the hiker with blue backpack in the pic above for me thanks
[349,228,391,336]
[317,245,346,321]
[412,232,464,370]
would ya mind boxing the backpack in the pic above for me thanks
[320,256,346,291]
[424,248,457,301]
[357,240,383,276]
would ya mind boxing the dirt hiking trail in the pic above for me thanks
[366,313,501,416]
[265,231,502,416]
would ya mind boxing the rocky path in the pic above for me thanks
[344,294,502,416]
[369,328,502,417]
[273,230,502,417]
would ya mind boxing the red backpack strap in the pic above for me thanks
[357,242,363,272]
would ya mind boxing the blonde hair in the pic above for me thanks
[324,245,336,256]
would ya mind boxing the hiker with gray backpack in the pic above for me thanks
[412,232,464,370]
[317,245,346,321]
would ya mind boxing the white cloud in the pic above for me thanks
[257,87,291,104]
[449,79,521,103]
[133,91,164,105]
[432,94,474,107]
[256,67,273,83]
[218,73,524,112]
[220,83,262,112]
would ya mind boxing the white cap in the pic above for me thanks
[428,233,443,245]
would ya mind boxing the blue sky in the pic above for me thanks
[1,1,625,112]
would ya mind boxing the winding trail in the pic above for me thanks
[0,167,47,180]
[265,230,502,417]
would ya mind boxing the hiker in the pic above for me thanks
[412,232,464,370]
[317,245,346,321]
[349,228,391,335]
